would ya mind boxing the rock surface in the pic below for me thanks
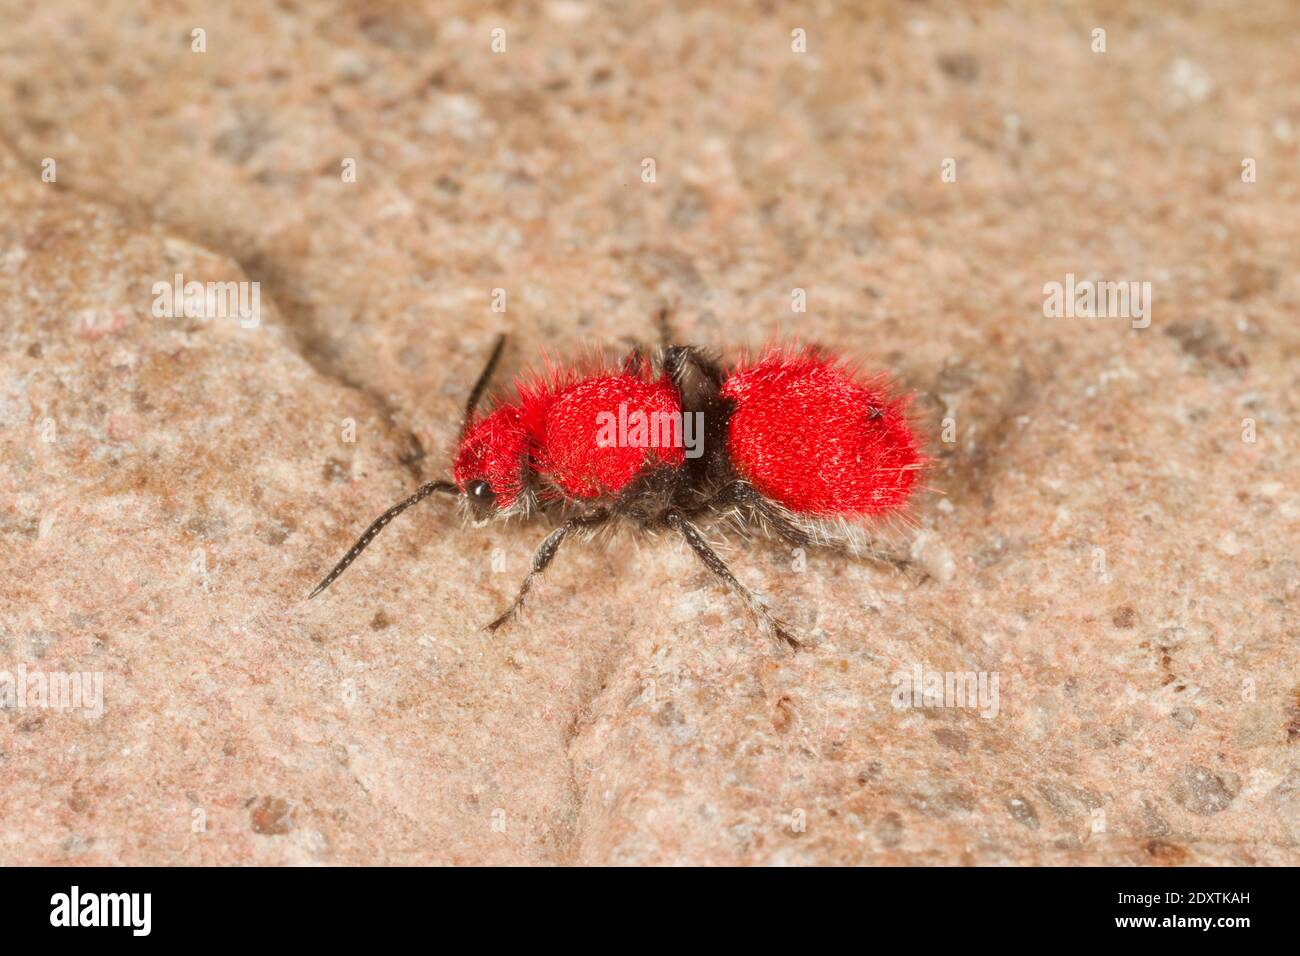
[0,1,1297,864]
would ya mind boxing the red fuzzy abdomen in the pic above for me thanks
[723,351,922,516]
[535,375,685,499]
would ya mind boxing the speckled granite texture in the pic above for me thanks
[0,1,1297,864]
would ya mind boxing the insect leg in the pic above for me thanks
[619,304,676,375]
[485,509,610,632]
[620,345,647,376]
[710,481,814,546]
[654,305,673,346]
[663,510,800,650]
[712,481,923,582]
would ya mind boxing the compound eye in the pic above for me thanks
[466,479,496,507]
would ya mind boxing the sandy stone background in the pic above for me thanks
[0,1,1297,865]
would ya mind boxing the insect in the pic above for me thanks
[307,315,926,648]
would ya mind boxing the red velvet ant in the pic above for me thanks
[308,314,925,648]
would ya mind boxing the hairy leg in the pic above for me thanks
[485,509,611,632]
[663,509,800,650]
[654,305,673,347]
[620,345,647,376]
[713,480,922,581]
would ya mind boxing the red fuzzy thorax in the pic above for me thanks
[531,374,685,499]
[454,361,686,507]
[722,349,922,516]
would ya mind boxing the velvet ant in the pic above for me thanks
[308,313,926,649]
